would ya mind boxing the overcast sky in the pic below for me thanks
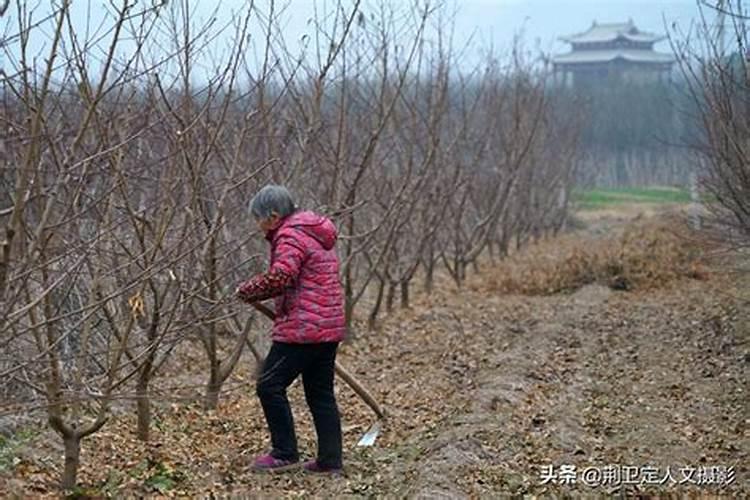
[447,0,702,50]
[2,1,719,75]
[187,0,707,56]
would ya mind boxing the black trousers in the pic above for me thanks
[256,341,342,468]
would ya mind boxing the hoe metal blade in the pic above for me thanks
[356,420,382,447]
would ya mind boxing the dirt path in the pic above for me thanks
[398,281,747,497]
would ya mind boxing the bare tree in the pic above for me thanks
[0,0,183,487]
[672,0,749,249]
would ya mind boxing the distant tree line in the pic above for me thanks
[551,76,700,187]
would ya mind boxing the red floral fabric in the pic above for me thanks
[236,211,346,344]
[236,267,293,303]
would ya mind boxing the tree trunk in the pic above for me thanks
[368,277,385,330]
[399,280,410,309]
[136,377,150,441]
[451,254,463,288]
[386,282,396,312]
[61,435,81,491]
[499,235,510,258]
[205,382,220,410]
[201,320,248,410]
[204,363,221,410]
[424,259,434,294]
[455,261,466,288]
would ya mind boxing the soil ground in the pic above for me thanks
[1,203,747,498]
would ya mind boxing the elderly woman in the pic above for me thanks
[236,185,346,474]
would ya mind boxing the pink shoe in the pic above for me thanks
[303,460,342,474]
[252,453,300,472]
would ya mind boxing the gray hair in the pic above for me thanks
[249,184,297,219]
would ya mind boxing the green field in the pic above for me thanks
[574,186,692,210]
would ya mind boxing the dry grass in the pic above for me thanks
[480,215,710,295]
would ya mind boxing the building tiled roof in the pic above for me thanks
[560,20,665,44]
[553,49,675,65]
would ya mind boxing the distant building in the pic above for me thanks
[553,20,675,87]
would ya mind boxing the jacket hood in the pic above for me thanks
[280,211,338,250]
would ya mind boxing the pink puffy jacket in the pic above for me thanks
[238,211,346,344]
